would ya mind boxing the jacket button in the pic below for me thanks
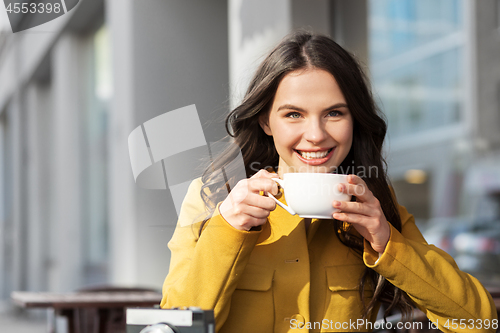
[291,314,305,328]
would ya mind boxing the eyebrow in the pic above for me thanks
[277,103,349,112]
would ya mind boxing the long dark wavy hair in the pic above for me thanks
[199,31,413,320]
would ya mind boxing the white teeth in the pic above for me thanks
[299,150,330,159]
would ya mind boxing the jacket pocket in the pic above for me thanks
[222,264,275,333]
[323,265,373,327]
[325,264,364,292]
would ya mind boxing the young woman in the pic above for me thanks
[160,31,497,332]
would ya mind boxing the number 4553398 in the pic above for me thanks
[443,318,498,330]
[5,2,62,14]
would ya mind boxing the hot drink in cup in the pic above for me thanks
[268,173,351,219]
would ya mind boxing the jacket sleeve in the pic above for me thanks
[363,204,498,333]
[160,178,262,331]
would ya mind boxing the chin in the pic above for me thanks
[290,164,338,173]
[309,165,338,173]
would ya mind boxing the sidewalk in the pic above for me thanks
[0,307,47,333]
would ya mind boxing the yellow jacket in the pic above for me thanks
[161,178,497,332]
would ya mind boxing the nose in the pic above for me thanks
[303,118,328,144]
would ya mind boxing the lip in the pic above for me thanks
[295,148,332,152]
[294,148,335,165]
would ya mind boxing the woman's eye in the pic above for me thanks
[286,112,301,119]
[327,110,341,117]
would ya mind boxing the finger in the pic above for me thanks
[245,193,277,211]
[332,200,368,215]
[338,182,367,198]
[332,211,368,224]
[346,174,366,186]
[346,175,377,200]
[248,178,279,195]
[339,183,374,202]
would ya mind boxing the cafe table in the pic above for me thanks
[13,286,500,333]
[11,288,162,333]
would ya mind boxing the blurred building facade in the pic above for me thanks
[369,0,500,225]
[0,0,498,308]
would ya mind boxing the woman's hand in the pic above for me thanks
[219,169,279,231]
[332,175,391,253]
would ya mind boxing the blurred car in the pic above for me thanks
[421,217,472,257]
[421,217,500,283]
[453,219,500,282]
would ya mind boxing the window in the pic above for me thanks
[369,0,465,139]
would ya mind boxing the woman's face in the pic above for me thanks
[260,68,353,175]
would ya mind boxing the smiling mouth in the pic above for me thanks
[295,148,334,160]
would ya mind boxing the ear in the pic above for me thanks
[259,113,272,136]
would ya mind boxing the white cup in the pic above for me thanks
[267,173,351,219]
